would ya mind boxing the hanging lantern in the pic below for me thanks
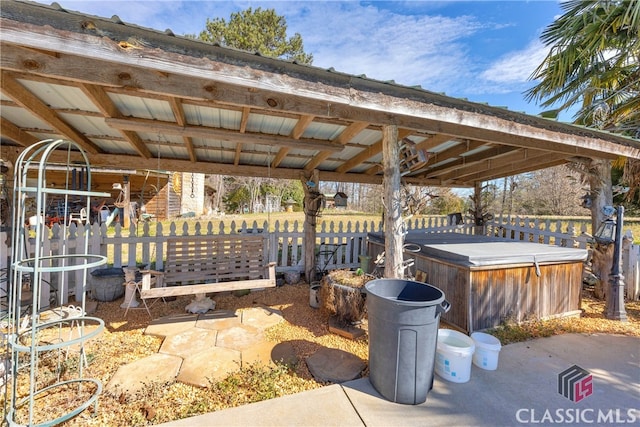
[594,217,616,245]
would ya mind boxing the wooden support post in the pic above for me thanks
[123,175,131,228]
[302,170,320,283]
[382,125,403,279]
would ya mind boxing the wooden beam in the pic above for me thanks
[79,83,153,158]
[336,140,383,173]
[0,117,37,146]
[271,148,289,168]
[424,140,485,167]
[304,151,332,171]
[359,129,414,175]
[232,106,252,165]
[272,114,315,168]
[2,36,636,159]
[291,114,315,139]
[239,107,251,133]
[459,155,570,184]
[421,145,520,178]
[415,133,454,150]
[168,96,197,162]
[35,149,385,185]
[304,121,370,171]
[441,150,568,183]
[105,117,346,152]
[1,71,102,154]
[335,121,370,144]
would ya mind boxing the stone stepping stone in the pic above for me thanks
[271,341,299,367]
[106,353,182,394]
[306,347,366,383]
[178,346,241,387]
[144,313,199,337]
[216,324,263,351]
[159,327,218,359]
[241,307,283,330]
[196,309,241,330]
[242,340,298,368]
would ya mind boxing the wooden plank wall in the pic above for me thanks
[469,262,582,331]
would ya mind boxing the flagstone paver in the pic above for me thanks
[144,313,199,337]
[242,340,298,367]
[242,341,279,367]
[215,324,263,351]
[241,306,284,330]
[178,346,241,387]
[196,309,242,330]
[112,307,346,393]
[159,327,219,359]
[106,353,183,394]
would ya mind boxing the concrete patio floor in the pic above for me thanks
[160,333,640,427]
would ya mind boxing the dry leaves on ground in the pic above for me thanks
[4,282,639,426]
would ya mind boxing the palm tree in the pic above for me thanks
[526,0,640,206]
[525,0,640,302]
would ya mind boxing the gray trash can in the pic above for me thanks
[365,279,450,404]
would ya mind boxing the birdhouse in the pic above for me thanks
[334,192,348,208]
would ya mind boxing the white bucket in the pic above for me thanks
[471,332,502,370]
[435,329,475,383]
[309,284,321,308]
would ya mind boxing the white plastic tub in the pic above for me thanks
[471,332,502,370]
[435,329,475,383]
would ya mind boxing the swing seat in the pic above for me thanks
[140,235,276,299]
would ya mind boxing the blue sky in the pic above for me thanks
[38,1,568,119]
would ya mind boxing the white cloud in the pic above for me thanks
[279,2,484,91]
[42,1,556,112]
[479,39,550,86]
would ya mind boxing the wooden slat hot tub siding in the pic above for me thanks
[469,262,582,331]
[367,240,582,333]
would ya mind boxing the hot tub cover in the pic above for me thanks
[368,232,588,268]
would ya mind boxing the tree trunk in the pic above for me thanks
[302,170,320,283]
[382,125,403,279]
[588,158,613,299]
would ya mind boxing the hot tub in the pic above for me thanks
[367,232,588,333]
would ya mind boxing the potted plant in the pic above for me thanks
[319,269,373,325]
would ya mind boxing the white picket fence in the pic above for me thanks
[1,215,638,305]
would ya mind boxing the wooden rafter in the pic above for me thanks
[0,117,36,146]
[80,83,153,158]
[272,114,315,168]
[439,149,566,183]
[105,117,345,152]
[362,129,414,175]
[304,121,370,171]
[421,145,521,178]
[1,71,102,154]
[168,96,196,163]
[1,0,638,195]
[458,154,570,184]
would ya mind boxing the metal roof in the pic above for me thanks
[1,0,639,192]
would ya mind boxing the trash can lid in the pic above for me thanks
[365,279,445,306]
